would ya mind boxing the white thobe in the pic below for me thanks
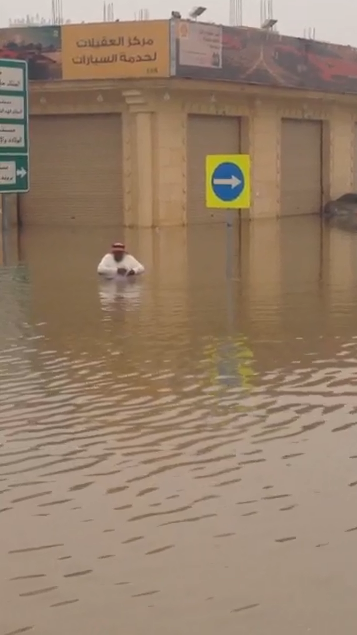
[97,253,145,278]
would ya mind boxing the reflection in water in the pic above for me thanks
[98,278,143,313]
[2,218,357,634]
[203,335,255,390]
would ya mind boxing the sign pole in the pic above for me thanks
[206,152,250,278]
[226,208,234,279]
[226,214,235,336]
[1,222,8,267]
[205,154,251,389]
[1,194,7,233]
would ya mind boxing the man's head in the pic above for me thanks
[111,242,125,262]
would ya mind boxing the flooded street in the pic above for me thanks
[2,216,357,634]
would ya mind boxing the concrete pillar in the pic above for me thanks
[154,102,185,226]
[329,107,354,199]
[124,110,154,228]
[123,98,185,227]
[122,110,133,227]
[250,101,280,218]
[121,90,155,228]
[135,112,154,227]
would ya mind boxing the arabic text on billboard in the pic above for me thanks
[61,20,170,80]
[177,21,222,69]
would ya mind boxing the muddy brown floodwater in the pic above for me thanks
[1,217,357,634]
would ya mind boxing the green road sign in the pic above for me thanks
[0,156,29,192]
[0,58,29,193]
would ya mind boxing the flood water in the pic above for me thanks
[2,216,357,634]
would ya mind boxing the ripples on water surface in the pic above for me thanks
[1,217,357,634]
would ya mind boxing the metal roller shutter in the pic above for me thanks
[19,114,123,227]
[353,123,357,190]
[187,115,241,224]
[281,119,322,216]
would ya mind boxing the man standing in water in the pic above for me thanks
[97,242,145,278]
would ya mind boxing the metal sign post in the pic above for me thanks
[0,58,30,232]
[225,208,236,279]
[206,153,251,279]
[205,153,253,392]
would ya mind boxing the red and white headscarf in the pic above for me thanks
[111,242,125,253]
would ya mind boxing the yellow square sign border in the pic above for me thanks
[206,154,251,209]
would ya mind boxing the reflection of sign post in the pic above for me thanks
[206,154,250,278]
[0,59,29,195]
[204,337,255,392]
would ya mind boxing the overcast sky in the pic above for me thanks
[1,0,356,47]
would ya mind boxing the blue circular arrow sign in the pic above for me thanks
[211,162,245,202]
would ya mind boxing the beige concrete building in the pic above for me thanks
[6,77,357,227]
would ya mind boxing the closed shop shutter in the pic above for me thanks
[281,119,322,216]
[353,123,357,190]
[187,115,241,224]
[20,114,123,227]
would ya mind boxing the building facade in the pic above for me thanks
[1,20,357,226]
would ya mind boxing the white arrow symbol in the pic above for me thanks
[16,168,26,178]
[213,175,241,189]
